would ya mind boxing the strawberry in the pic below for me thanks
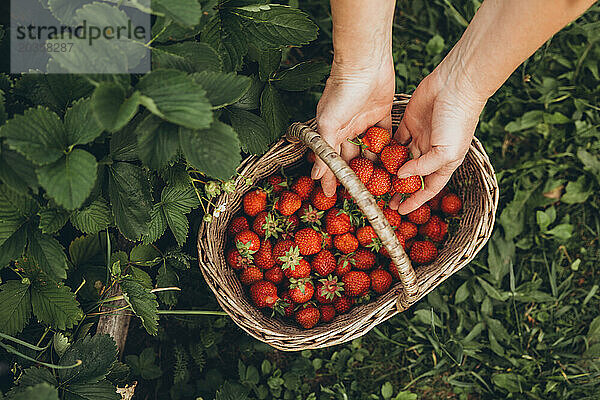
[279,246,310,279]
[389,263,400,281]
[314,276,344,304]
[420,215,444,242]
[268,175,287,193]
[276,191,302,216]
[272,240,295,263]
[228,216,249,236]
[280,291,295,317]
[295,305,320,329]
[334,233,359,254]
[311,186,337,210]
[362,126,391,153]
[356,226,382,250]
[264,266,284,285]
[288,278,314,303]
[319,304,336,322]
[439,220,448,238]
[235,230,260,255]
[408,204,431,225]
[398,221,418,239]
[409,240,438,264]
[249,280,278,308]
[240,267,264,285]
[254,239,276,270]
[243,189,267,217]
[336,254,354,276]
[333,295,353,314]
[325,208,351,235]
[294,228,322,255]
[353,248,376,270]
[291,176,315,200]
[342,271,370,297]
[299,203,324,226]
[382,207,402,229]
[381,144,409,175]
[349,157,374,184]
[370,269,392,294]
[392,175,422,194]
[427,187,449,211]
[311,250,336,276]
[226,248,251,270]
[365,168,391,197]
[283,214,299,234]
[253,212,283,239]
[441,193,462,215]
[321,232,333,249]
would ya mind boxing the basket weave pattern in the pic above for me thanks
[197,95,499,351]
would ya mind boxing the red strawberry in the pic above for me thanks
[353,248,376,270]
[272,240,295,262]
[349,157,374,184]
[276,191,302,216]
[279,246,310,279]
[295,305,320,329]
[370,269,392,294]
[441,193,462,215]
[226,248,251,270]
[235,230,260,255]
[249,280,278,308]
[268,175,287,193]
[362,126,391,153]
[299,203,324,226]
[382,207,402,229]
[319,304,336,322]
[381,144,409,175]
[240,267,264,285]
[311,250,336,276]
[291,176,315,200]
[392,175,422,194]
[288,278,314,303]
[228,216,249,236]
[311,186,337,210]
[428,187,449,211]
[420,215,444,242]
[252,211,269,237]
[398,221,418,239]
[333,295,353,314]
[252,212,283,238]
[325,208,351,235]
[365,168,391,197]
[356,226,382,250]
[280,291,295,317]
[314,275,344,304]
[439,220,448,238]
[342,271,370,297]
[334,233,359,254]
[336,254,354,276]
[294,228,322,255]
[408,204,431,225]
[264,266,284,284]
[409,241,438,264]
[254,240,276,270]
[283,214,299,234]
[243,189,267,217]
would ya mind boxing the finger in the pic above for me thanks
[408,142,421,160]
[397,146,449,178]
[396,172,452,214]
[389,193,403,210]
[376,114,393,132]
[321,169,338,197]
[395,119,412,145]
[341,140,360,162]
[311,123,339,180]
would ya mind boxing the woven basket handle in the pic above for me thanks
[286,122,419,307]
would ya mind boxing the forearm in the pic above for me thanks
[330,0,396,70]
[439,0,596,100]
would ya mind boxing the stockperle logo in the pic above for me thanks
[10,0,151,74]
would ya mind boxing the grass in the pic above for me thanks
[122,1,600,399]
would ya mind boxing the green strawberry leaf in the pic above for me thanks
[121,277,159,336]
[64,98,104,146]
[229,108,271,155]
[27,228,69,281]
[152,0,203,27]
[0,280,31,336]
[30,282,83,331]
[260,84,288,140]
[191,71,251,108]
[271,61,329,91]
[70,198,112,235]
[91,82,140,133]
[136,115,180,171]
[59,334,117,384]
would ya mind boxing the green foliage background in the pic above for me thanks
[0,0,599,399]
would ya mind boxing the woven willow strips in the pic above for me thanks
[197,95,499,351]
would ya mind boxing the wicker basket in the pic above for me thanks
[197,94,499,351]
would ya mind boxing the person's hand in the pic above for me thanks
[389,66,488,214]
[311,57,396,197]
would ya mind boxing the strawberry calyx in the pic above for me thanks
[318,275,345,300]
[279,246,303,272]
[300,204,324,226]
[289,277,312,294]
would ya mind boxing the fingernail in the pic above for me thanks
[397,172,410,179]
[311,166,321,179]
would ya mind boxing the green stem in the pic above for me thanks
[156,310,229,316]
[0,342,81,369]
[0,332,49,351]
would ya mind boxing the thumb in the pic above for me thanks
[396,147,448,178]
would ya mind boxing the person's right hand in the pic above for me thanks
[389,65,488,214]
[311,57,396,197]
